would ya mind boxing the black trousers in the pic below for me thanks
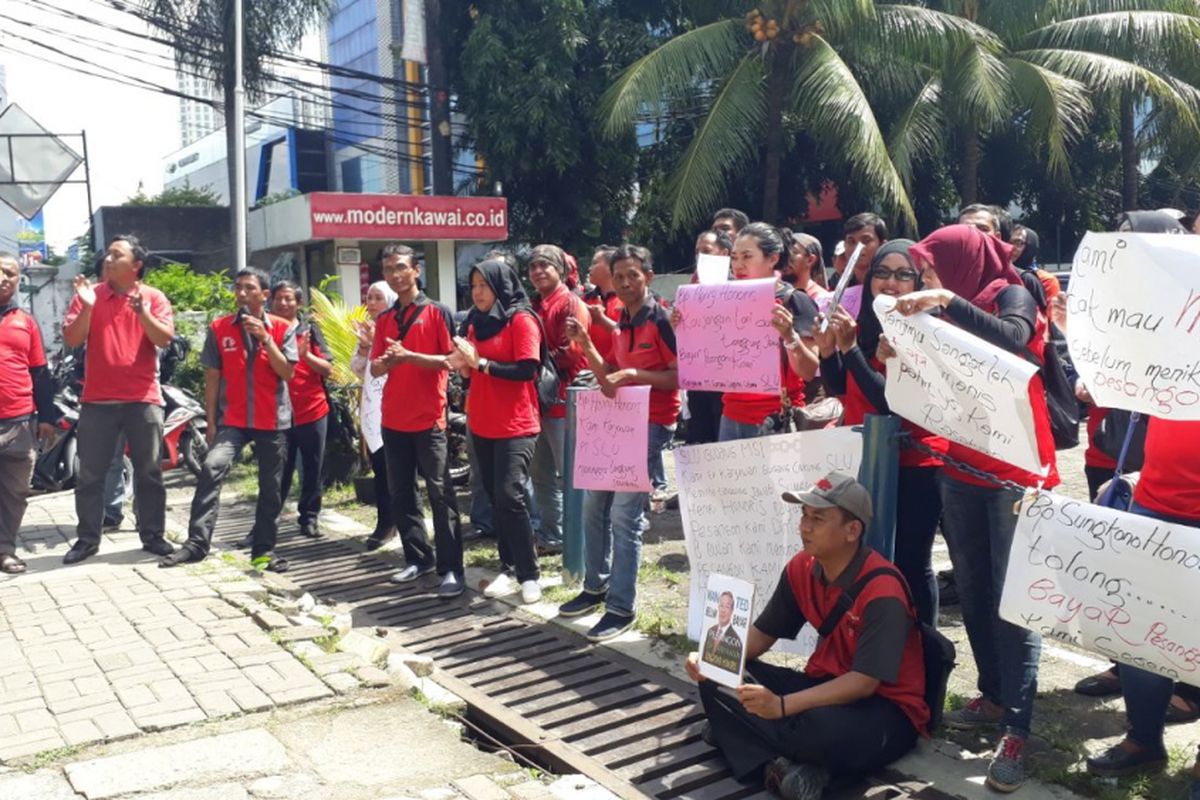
[187,427,287,559]
[699,661,918,782]
[75,402,166,546]
[382,426,463,577]
[369,446,394,536]
[281,413,328,529]
[892,466,943,627]
[1085,464,1113,502]
[471,432,539,583]
[686,391,723,445]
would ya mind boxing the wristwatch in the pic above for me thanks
[783,336,804,351]
[477,357,490,374]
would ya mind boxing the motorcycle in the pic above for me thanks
[32,351,84,492]
[447,372,470,486]
[158,336,207,477]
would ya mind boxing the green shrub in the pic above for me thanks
[144,263,233,317]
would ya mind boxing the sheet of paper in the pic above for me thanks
[571,387,651,493]
[695,254,730,285]
[674,278,779,394]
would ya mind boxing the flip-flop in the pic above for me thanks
[0,555,26,574]
[1167,696,1200,725]
[1074,671,1122,697]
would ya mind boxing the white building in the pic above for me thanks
[176,69,223,147]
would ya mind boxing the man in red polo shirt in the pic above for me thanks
[0,253,59,574]
[369,244,464,597]
[161,268,297,570]
[582,246,621,362]
[527,244,590,556]
[687,472,927,800]
[62,235,175,565]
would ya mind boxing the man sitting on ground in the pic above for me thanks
[686,472,928,800]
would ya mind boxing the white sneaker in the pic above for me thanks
[520,580,542,604]
[483,572,517,598]
[391,563,434,584]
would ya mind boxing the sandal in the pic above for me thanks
[1074,669,1121,698]
[0,554,26,574]
[1168,695,1200,725]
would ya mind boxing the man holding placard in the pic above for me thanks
[558,244,679,642]
[685,472,927,800]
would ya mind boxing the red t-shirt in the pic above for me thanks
[287,322,331,426]
[201,312,299,430]
[722,286,817,425]
[781,548,930,736]
[584,288,623,363]
[370,296,455,433]
[841,359,947,469]
[65,283,173,405]
[609,302,680,426]
[1134,419,1200,519]
[466,312,542,439]
[1084,407,1118,470]
[0,306,46,419]
[532,283,590,419]
[943,312,1060,490]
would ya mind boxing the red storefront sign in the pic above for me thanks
[309,193,508,241]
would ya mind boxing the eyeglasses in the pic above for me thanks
[870,267,918,282]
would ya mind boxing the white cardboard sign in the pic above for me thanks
[873,294,1043,474]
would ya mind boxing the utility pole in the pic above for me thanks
[231,0,249,269]
[424,0,453,196]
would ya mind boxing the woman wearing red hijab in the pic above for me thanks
[889,224,1058,794]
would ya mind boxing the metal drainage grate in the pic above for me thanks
[210,507,956,800]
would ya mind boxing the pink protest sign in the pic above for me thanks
[572,386,652,493]
[674,278,779,393]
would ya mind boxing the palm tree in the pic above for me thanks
[140,0,330,249]
[910,1,1200,207]
[598,1,999,230]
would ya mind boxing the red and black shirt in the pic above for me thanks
[201,312,299,430]
[0,304,50,421]
[287,321,331,426]
[609,301,679,426]
[370,294,455,433]
[465,312,542,439]
[756,546,930,736]
[584,287,623,362]
[532,283,590,419]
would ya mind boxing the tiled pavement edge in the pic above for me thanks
[0,490,332,763]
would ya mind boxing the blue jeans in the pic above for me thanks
[582,423,674,616]
[718,415,770,442]
[469,432,537,534]
[531,416,567,547]
[940,476,1041,736]
[1121,501,1200,752]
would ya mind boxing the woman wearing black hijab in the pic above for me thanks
[448,260,544,604]
[813,240,947,627]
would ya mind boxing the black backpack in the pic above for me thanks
[1016,272,1078,450]
[818,566,957,732]
[521,310,564,414]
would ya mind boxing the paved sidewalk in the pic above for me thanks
[0,490,330,763]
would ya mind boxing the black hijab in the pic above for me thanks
[1013,228,1040,270]
[1119,210,1188,234]
[857,239,919,360]
[462,259,533,341]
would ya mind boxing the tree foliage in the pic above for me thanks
[125,183,223,207]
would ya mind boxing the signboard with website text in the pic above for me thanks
[309,193,508,241]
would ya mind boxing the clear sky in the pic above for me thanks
[0,0,182,251]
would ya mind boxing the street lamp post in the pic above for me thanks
[231,0,249,270]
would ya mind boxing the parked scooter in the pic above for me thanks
[31,351,84,492]
[158,336,207,476]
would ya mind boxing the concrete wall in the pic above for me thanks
[18,261,83,358]
[93,206,233,275]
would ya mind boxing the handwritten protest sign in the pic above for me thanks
[677,427,862,655]
[674,278,779,393]
[1067,232,1200,419]
[696,254,730,284]
[1001,492,1200,688]
[572,387,651,492]
[873,294,1043,475]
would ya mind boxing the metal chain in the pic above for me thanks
[896,432,1033,494]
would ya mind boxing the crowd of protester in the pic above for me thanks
[1,200,1198,800]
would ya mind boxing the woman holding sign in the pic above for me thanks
[674,223,820,442]
[890,224,1059,793]
[558,244,680,642]
[447,259,544,605]
[814,240,947,628]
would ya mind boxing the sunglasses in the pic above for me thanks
[870,267,918,282]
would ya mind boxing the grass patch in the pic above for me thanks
[21,744,86,772]
[464,542,503,572]
[313,634,340,654]
[540,584,575,604]
[636,602,684,640]
[638,560,686,586]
